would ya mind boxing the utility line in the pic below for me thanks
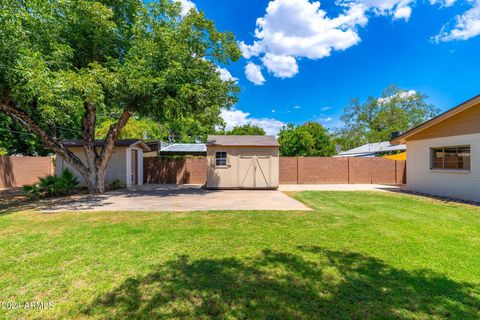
[0,128,37,136]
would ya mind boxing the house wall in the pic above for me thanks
[206,146,279,189]
[406,132,480,202]
[56,147,128,187]
[408,104,480,141]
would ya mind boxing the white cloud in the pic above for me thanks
[239,0,478,84]
[221,108,286,136]
[243,0,362,61]
[245,62,266,85]
[293,105,301,109]
[394,5,412,20]
[319,116,333,122]
[430,0,457,7]
[378,89,417,104]
[177,0,196,17]
[320,106,332,111]
[434,0,480,42]
[239,41,263,59]
[240,0,421,83]
[216,67,238,82]
[261,53,299,78]
[350,0,416,21]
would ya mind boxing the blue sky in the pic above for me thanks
[179,0,480,135]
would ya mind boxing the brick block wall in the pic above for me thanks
[395,160,407,184]
[0,156,54,188]
[279,157,298,184]
[143,156,406,186]
[279,157,406,185]
[297,157,349,184]
[371,158,397,184]
[348,158,372,184]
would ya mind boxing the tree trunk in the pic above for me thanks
[85,167,106,194]
[85,170,98,194]
[0,99,133,195]
[0,102,90,179]
[80,108,132,194]
[95,167,106,194]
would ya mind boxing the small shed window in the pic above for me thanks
[431,146,470,170]
[215,152,227,166]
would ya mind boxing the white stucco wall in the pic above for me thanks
[406,133,480,202]
[56,147,128,187]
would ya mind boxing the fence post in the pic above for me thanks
[296,157,299,184]
[395,160,397,185]
[347,157,350,184]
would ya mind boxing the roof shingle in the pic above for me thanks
[207,135,279,147]
[62,139,151,151]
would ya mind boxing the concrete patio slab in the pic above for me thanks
[38,184,311,212]
[279,184,402,192]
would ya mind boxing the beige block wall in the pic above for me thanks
[406,132,480,202]
[207,146,279,189]
[56,147,128,187]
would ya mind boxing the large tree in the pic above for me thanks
[335,85,440,150]
[224,124,266,136]
[0,113,82,156]
[278,122,336,157]
[96,117,168,141]
[0,0,240,193]
[96,116,221,143]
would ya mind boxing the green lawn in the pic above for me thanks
[1,192,480,319]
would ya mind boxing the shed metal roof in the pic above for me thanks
[335,141,405,157]
[161,143,207,153]
[207,135,279,147]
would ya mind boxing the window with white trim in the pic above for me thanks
[430,146,471,170]
[215,152,227,166]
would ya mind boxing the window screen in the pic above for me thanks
[431,146,470,170]
[215,152,227,166]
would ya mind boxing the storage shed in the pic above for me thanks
[206,135,280,189]
[56,139,150,188]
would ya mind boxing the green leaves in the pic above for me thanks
[96,117,168,140]
[22,169,79,199]
[222,124,266,136]
[279,122,336,157]
[1,0,240,155]
[336,85,440,150]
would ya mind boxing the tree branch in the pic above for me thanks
[0,102,89,177]
[97,109,133,170]
[82,102,98,171]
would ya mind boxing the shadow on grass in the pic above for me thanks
[84,247,479,319]
[0,188,33,215]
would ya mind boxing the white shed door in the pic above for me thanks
[238,155,271,188]
[254,155,271,188]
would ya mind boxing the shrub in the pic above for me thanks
[22,184,41,200]
[57,169,79,192]
[109,179,123,190]
[23,169,79,199]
